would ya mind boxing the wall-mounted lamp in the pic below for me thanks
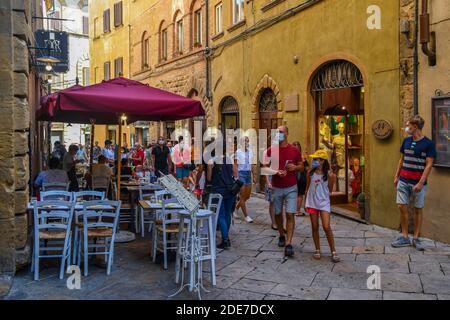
[293,55,299,64]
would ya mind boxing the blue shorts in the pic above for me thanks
[396,180,427,209]
[238,170,252,185]
[265,187,274,203]
[273,185,298,215]
[176,167,190,179]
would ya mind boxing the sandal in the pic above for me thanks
[331,251,340,263]
[313,250,321,260]
[271,225,278,231]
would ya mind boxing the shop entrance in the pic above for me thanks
[311,60,365,220]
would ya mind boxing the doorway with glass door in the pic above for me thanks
[311,60,366,221]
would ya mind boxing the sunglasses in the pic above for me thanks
[411,141,417,150]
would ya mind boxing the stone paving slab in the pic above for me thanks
[408,261,444,275]
[328,288,382,300]
[4,195,450,300]
[332,260,409,274]
[382,291,437,300]
[269,284,330,300]
[420,275,450,295]
[230,278,278,294]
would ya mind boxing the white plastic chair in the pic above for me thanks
[31,200,74,280]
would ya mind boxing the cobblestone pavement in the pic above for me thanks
[5,196,450,300]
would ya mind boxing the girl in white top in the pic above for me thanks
[305,149,340,263]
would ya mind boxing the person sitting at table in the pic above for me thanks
[118,158,133,176]
[134,165,145,180]
[85,155,114,191]
[34,157,69,189]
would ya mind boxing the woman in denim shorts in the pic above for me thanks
[235,137,255,223]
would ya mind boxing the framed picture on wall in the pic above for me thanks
[432,95,450,168]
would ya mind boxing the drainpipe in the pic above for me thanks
[205,0,211,101]
[413,0,419,115]
[420,0,437,66]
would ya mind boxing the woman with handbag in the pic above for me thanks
[207,148,240,249]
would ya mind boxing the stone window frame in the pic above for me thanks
[190,0,204,49]
[141,31,150,70]
[158,20,169,62]
[173,10,184,56]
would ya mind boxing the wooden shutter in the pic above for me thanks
[104,62,110,80]
[103,9,110,33]
[52,11,61,31]
[114,2,123,27]
[83,16,89,35]
[114,57,123,77]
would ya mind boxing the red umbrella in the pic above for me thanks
[37,84,84,120]
[39,77,205,124]
[37,77,205,200]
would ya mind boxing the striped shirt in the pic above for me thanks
[399,136,436,185]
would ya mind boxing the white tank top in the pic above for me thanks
[305,172,331,212]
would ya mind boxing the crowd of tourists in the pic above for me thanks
[34,114,436,259]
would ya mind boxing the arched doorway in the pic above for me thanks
[220,96,240,139]
[311,60,365,220]
[258,88,278,192]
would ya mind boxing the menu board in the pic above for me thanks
[432,95,450,168]
[158,174,200,214]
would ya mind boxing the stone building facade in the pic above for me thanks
[208,0,450,242]
[0,0,41,295]
[129,0,210,141]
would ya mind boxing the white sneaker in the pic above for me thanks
[245,216,254,223]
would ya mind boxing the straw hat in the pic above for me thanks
[309,149,328,160]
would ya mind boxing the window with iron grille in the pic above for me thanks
[259,88,278,112]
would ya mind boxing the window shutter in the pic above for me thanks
[114,2,123,27]
[83,16,89,35]
[103,9,110,33]
[104,62,110,80]
[52,11,61,31]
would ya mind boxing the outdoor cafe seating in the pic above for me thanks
[33,77,211,297]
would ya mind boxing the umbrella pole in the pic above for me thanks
[89,119,95,174]
[117,116,123,201]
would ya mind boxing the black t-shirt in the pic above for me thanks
[152,145,170,170]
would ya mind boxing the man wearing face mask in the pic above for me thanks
[263,126,304,257]
[392,115,436,250]
[151,136,173,177]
